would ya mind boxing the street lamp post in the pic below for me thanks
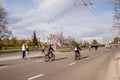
[0,39,2,52]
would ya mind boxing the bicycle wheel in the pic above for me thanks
[78,53,81,60]
[44,55,50,62]
[75,54,77,61]
[51,54,55,61]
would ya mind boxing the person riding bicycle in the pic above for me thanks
[44,44,55,62]
[74,44,81,58]
[47,44,54,55]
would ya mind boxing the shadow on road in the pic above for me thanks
[80,56,89,60]
[54,57,68,61]
[29,56,44,59]
[0,64,10,66]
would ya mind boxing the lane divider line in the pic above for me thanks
[69,62,75,66]
[28,74,44,80]
[86,57,89,59]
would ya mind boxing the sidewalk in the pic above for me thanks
[0,51,60,61]
[0,52,42,61]
[104,52,120,80]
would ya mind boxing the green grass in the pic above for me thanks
[56,48,73,53]
[2,49,21,53]
[3,46,21,49]
[1,46,20,52]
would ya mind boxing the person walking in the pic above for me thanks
[41,43,45,55]
[89,45,91,51]
[26,44,30,60]
[22,43,26,59]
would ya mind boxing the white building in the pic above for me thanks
[81,37,104,44]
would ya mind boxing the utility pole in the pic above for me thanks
[0,39,2,51]
[42,29,44,43]
[113,0,120,35]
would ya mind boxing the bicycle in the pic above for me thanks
[75,51,81,61]
[44,51,55,62]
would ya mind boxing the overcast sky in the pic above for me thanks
[1,0,116,41]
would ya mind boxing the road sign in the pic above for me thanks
[52,39,57,42]
[52,35,56,38]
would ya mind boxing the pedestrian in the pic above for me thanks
[95,46,98,51]
[89,45,91,51]
[26,44,30,60]
[41,43,45,56]
[22,43,26,59]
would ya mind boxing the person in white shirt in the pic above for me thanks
[22,43,26,59]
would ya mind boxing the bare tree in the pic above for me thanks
[0,4,11,40]
[113,0,120,35]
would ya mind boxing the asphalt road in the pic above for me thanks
[0,47,119,80]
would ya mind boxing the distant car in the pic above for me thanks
[105,44,111,49]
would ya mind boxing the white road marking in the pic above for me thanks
[0,66,8,69]
[86,57,89,59]
[28,74,44,80]
[69,62,75,66]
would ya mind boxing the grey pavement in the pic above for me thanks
[0,51,44,61]
[105,52,120,80]
[0,48,120,80]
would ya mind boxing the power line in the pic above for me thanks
[81,0,106,25]
[84,0,111,26]
[88,0,109,25]
[90,0,110,25]
[74,0,107,26]
[73,0,86,7]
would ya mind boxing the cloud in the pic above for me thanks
[9,0,73,26]
[2,0,115,41]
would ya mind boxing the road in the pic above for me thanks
[0,47,119,80]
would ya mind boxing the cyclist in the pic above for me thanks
[47,44,55,55]
[74,44,81,59]
[44,44,55,62]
